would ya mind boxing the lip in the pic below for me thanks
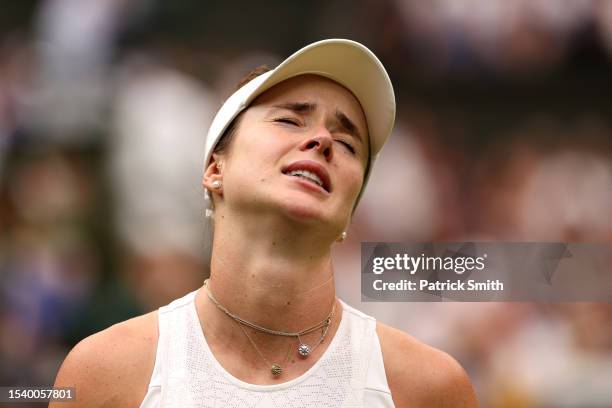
[282,160,332,193]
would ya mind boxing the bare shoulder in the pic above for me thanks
[376,322,479,408]
[50,311,158,408]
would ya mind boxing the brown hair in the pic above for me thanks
[212,65,272,156]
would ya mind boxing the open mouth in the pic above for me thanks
[286,169,325,189]
[282,161,331,193]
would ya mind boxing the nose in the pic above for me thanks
[300,132,333,161]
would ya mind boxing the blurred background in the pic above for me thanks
[1,0,612,407]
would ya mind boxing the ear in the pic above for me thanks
[202,153,224,195]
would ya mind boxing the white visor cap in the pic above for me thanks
[203,38,396,211]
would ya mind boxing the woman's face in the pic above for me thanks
[211,74,369,234]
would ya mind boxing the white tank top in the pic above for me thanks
[139,290,395,408]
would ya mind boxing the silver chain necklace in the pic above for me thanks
[203,279,336,376]
[236,322,294,376]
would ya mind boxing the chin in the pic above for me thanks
[274,195,333,226]
[259,188,347,229]
[282,201,327,223]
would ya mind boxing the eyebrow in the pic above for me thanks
[271,102,363,143]
[272,102,316,114]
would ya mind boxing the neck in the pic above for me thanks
[204,209,339,332]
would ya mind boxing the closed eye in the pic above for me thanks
[275,117,301,126]
[337,139,356,154]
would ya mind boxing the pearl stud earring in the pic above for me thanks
[212,180,222,189]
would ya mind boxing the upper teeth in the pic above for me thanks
[287,170,324,188]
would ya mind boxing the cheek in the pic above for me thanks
[227,133,288,181]
[338,163,366,204]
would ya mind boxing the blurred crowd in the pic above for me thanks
[1,1,612,407]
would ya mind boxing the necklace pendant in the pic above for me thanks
[298,343,311,357]
[271,364,283,376]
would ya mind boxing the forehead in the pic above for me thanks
[252,75,368,135]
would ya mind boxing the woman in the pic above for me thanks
[52,39,478,407]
